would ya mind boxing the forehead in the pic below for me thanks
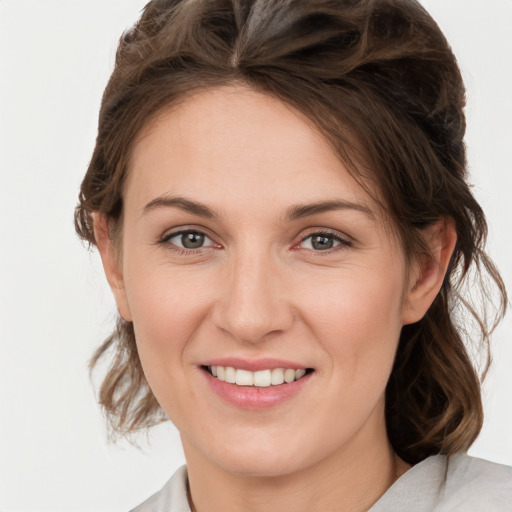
[125,85,380,220]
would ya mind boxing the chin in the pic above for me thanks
[198,435,326,479]
[216,453,308,478]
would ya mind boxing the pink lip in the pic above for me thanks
[200,366,313,410]
[201,357,309,372]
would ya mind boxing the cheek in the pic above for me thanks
[298,265,405,376]
[124,244,212,336]
[123,263,213,390]
[123,270,217,430]
[294,267,405,443]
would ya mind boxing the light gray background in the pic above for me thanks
[0,1,511,511]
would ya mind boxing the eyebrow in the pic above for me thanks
[142,195,217,218]
[284,200,374,221]
[141,195,373,221]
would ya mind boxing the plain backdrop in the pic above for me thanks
[0,1,511,511]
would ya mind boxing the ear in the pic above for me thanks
[402,217,457,325]
[92,213,132,322]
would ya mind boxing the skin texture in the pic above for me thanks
[95,86,456,511]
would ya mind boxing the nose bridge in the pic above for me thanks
[215,241,292,343]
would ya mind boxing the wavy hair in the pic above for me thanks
[75,0,507,464]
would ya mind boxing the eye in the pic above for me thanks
[163,230,215,250]
[299,232,350,251]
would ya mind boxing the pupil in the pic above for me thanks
[182,232,204,249]
[312,235,333,250]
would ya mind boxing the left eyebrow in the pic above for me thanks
[284,200,374,221]
[141,195,217,218]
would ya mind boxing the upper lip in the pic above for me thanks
[200,358,310,372]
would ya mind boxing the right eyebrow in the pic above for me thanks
[141,195,217,219]
[284,199,374,221]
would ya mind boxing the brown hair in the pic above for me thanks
[75,0,507,464]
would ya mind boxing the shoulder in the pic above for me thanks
[127,456,512,512]
[370,453,512,512]
[440,453,512,510]
[129,465,191,512]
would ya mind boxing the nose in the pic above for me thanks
[212,248,294,344]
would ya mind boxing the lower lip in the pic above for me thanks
[202,370,313,410]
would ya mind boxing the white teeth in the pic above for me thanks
[225,366,236,384]
[295,369,306,380]
[271,368,284,385]
[235,369,254,386]
[209,365,309,387]
[284,368,295,383]
[253,370,271,387]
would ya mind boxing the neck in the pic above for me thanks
[183,415,410,512]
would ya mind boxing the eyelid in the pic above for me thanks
[159,224,212,241]
[295,228,353,252]
[169,231,214,247]
[158,226,221,252]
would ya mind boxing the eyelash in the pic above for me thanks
[297,230,352,254]
[158,229,352,255]
[159,229,218,255]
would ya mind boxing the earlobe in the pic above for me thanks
[402,218,457,325]
[92,213,132,322]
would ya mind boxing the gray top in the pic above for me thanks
[131,453,512,511]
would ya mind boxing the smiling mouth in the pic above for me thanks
[203,365,314,387]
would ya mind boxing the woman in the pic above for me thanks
[75,0,512,510]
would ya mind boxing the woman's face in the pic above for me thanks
[108,86,417,476]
